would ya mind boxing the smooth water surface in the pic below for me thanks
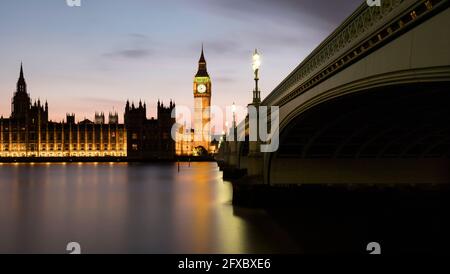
[0,162,299,254]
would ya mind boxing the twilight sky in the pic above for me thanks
[0,0,361,122]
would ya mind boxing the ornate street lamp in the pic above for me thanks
[252,49,261,104]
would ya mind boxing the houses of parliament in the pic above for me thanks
[0,48,214,160]
[0,64,176,160]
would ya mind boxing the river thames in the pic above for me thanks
[0,162,300,254]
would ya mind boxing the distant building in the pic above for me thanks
[108,112,119,124]
[124,100,176,160]
[94,112,105,124]
[0,64,175,160]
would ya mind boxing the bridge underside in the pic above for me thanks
[269,83,450,185]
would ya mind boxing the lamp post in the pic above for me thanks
[248,49,262,164]
[224,121,229,142]
[231,102,237,129]
[220,130,225,147]
[252,49,261,105]
[232,102,238,141]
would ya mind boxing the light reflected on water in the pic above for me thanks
[0,162,299,254]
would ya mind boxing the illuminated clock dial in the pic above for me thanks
[197,84,207,94]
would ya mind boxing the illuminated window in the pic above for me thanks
[132,144,138,151]
[132,133,138,140]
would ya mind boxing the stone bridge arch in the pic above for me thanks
[265,79,450,186]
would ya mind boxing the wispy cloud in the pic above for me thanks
[103,48,153,59]
[103,33,155,60]
[74,97,125,106]
[128,33,149,40]
[203,40,240,55]
[215,76,235,83]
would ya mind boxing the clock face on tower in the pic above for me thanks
[197,84,207,94]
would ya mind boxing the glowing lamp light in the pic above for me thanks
[252,49,261,72]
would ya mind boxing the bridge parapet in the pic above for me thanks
[263,0,449,107]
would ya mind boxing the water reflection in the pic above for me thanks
[0,162,299,254]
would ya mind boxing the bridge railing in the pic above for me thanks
[263,0,448,107]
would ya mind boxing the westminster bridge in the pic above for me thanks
[217,0,450,205]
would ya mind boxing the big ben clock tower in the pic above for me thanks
[193,46,211,152]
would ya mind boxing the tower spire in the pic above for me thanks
[12,62,31,119]
[20,62,24,79]
[196,45,209,77]
[17,62,27,93]
[199,43,206,63]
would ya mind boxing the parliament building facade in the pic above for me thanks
[0,64,175,160]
